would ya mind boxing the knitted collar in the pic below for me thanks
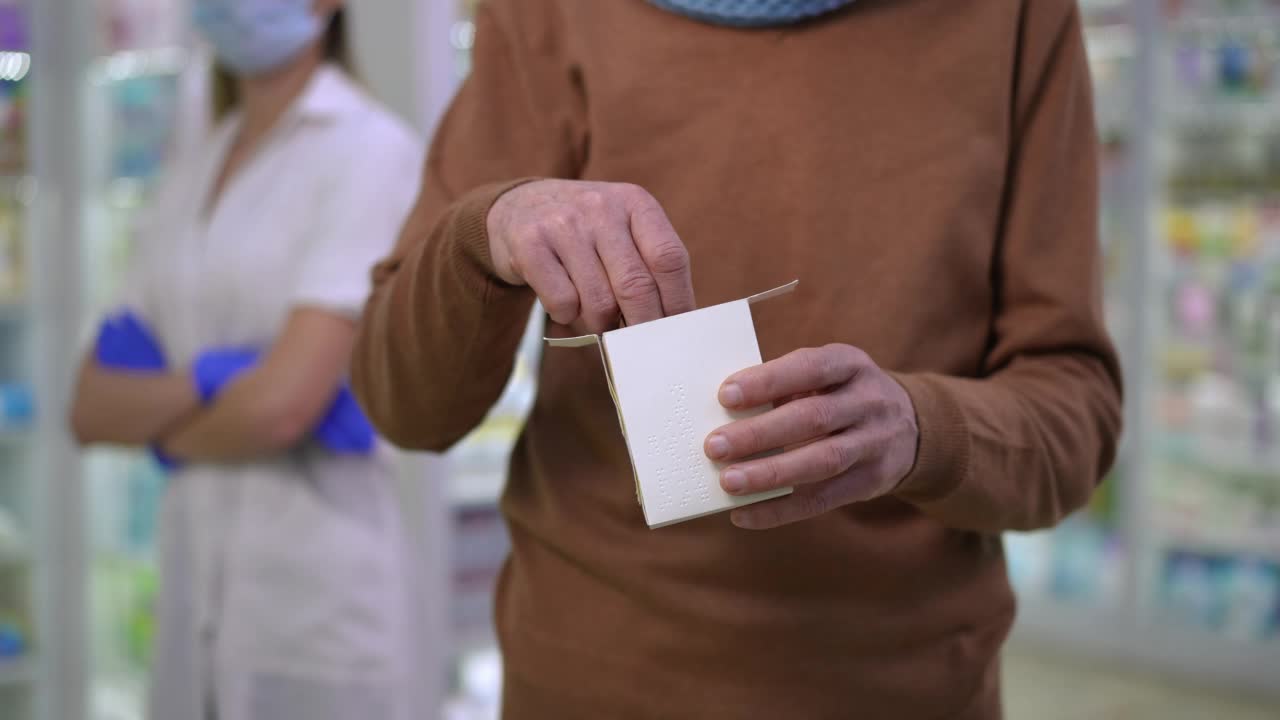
[647,0,855,27]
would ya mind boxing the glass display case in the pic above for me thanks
[78,4,194,719]
[1147,0,1280,648]
[6,1,197,718]
[1010,0,1280,699]
[7,1,453,717]
[0,2,37,718]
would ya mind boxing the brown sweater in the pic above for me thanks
[353,0,1122,717]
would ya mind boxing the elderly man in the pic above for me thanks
[352,0,1122,717]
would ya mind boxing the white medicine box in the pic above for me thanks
[546,281,798,528]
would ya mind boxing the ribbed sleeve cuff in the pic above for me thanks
[450,177,542,289]
[886,372,971,505]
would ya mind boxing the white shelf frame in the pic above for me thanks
[1015,594,1280,701]
[29,0,92,718]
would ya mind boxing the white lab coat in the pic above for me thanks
[119,65,424,720]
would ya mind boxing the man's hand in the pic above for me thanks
[704,344,920,530]
[487,180,696,333]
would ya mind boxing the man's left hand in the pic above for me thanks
[704,344,919,530]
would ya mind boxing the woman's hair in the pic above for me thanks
[211,8,354,119]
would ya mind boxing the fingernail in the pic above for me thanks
[706,434,730,460]
[731,510,755,529]
[722,468,746,493]
[720,383,743,407]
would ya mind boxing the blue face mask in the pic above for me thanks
[647,0,855,27]
[193,0,324,75]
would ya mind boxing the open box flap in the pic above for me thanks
[544,280,798,348]
[746,279,799,306]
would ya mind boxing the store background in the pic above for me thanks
[0,0,1278,718]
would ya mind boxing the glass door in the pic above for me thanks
[79,2,194,718]
[0,2,38,718]
[1145,0,1280,651]
[1012,0,1280,698]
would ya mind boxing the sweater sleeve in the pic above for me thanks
[888,1,1123,533]
[351,1,585,451]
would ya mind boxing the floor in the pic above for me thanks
[1003,642,1280,720]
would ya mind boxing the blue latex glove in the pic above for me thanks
[149,444,181,473]
[155,347,257,472]
[192,348,261,405]
[312,385,375,454]
[93,312,178,471]
[95,310,166,371]
[190,347,375,454]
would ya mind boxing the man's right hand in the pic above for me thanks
[486,179,696,333]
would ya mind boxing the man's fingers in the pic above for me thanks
[596,224,665,326]
[705,391,861,462]
[627,190,695,316]
[555,235,620,334]
[518,241,580,326]
[720,345,869,409]
[717,430,861,495]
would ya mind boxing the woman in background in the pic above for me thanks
[68,1,423,718]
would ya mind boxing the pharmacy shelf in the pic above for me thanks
[1153,522,1280,563]
[86,46,188,86]
[1012,594,1280,701]
[1187,455,1280,486]
[0,429,31,448]
[1085,23,1136,61]
[1169,14,1280,36]
[0,655,34,686]
[448,475,504,509]
[0,303,25,322]
[1080,0,1128,8]
[92,670,146,720]
[1169,101,1280,134]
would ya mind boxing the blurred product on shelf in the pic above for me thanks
[0,382,33,431]
[0,3,28,175]
[87,449,166,691]
[99,0,185,53]
[0,619,25,660]
[443,648,502,720]
[1175,33,1276,99]
[1006,513,1127,608]
[0,73,25,175]
[0,3,27,50]
[1159,550,1280,641]
[449,0,479,79]
[107,74,180,180]
[0,185,23,303]
[0,504,29,665]
[451,504,509,644]
[0,505,24,564]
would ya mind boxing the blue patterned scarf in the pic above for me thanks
[647,0,855,27]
